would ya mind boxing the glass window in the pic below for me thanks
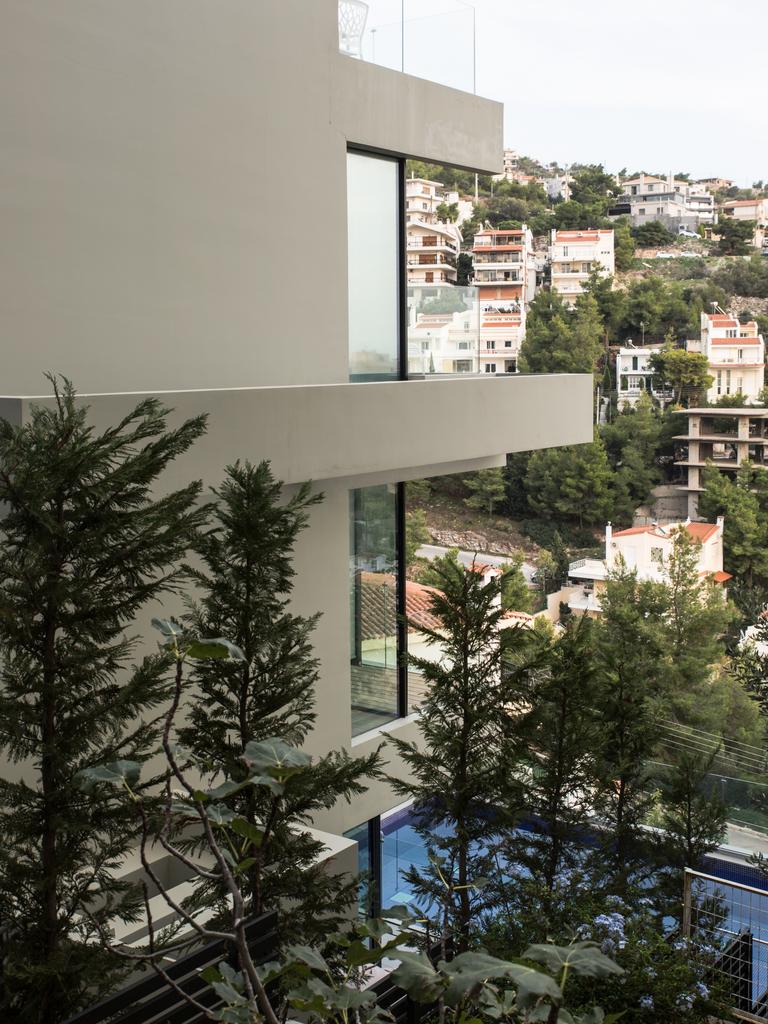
[347,152,400,381]
[350,485,401,736]
[343,817,381,918]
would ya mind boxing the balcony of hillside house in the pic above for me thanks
[338,0,476,93]
[407,253,457,268]
[474,270,521,284]
[410,236,459,252]
[473,252,522,264]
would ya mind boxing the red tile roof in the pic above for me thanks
[712,570,732,584]
[612,522,720,543]
[687,522,719,542]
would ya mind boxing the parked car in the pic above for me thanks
[679,250,699,258]
[655,252,674,259]
[677,227,699,238]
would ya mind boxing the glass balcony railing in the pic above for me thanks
[407,284,522,377]
[338,0,476,94]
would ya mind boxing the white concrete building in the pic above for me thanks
[557,518,729,616]
[719,198,768,249]
[406,177,463,286]
[674,408,768,519]
[686,311,766,405]
[492,148,519,181]
[611,174,715,230]
[0,0,594,915]
[472,226,537,310]
[616,343,673,407]
[549,228,615,304]
[472,226,537,371]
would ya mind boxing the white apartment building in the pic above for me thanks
[472,226,537,309]
[686,311,766,405]
[611,174,715,230]
[492,148,519,181]
[719,198,768,249]
[549,228,615,304]
[0,0,592,917]
[406,177,463,286]
[472,226,537,370]
[556,518,729,616]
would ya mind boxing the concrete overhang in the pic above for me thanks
[0,374,593,490]
[331,54,503,175]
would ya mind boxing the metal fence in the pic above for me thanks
[62,911,279,1024]
[683,868,768,1022]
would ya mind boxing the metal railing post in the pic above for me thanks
[682,868,693,939]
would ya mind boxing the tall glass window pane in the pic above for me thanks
[347,152,400,381]
[350,485,400,735]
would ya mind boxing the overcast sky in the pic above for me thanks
[473,0,767,185]
[365,0,767,186]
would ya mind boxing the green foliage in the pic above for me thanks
[463,467,507,517]
[499,552,532,613]
[391,560,542,949]
[435,201,459,223]
[0,378,208,1023]
[600,394,663,507]
[613,217,636,271]
[525,435,617,527]
[179,461,379,944]
[405,507,431,565]
[420,290,470,314]
[503,617,601,934]
[718,218,756,255]
[698,464,768,586]
[565,904,720,1023]
[657,750,727,878]
[591,563,666,884]
[393,941,621,1024]
[633,221,675,247]
[649,344,713,405]
[714,253,768,297]
[622,277,691,342]
[519,290,603,375]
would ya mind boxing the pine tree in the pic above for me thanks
[698,464,768,587]
[505,616,600,937]
[0,377,207,1023]
[390,558,541,951]
[591,562,666,892]
[180,461,380,944]
[525,434,616,527]
[463,467,506,517]
[654,526,734,726]
[518,290,603,376]
[655,749,727,919]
